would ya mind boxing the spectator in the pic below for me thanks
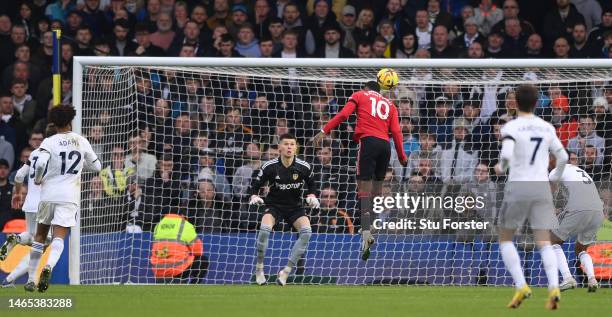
[190,4,211,34]
[414,9,432,49]
[439,117,479,186]
[137,0,161,32]
[45,0,77,23]
[100,145,136,198]
[0,137,14,172]
[567,115,605,164]
[172,1,189,31]
[235,24,261,57]
[304,0,337,52]
[429,25,458,58]
[550,96,578,147]
[391,117,420,181]
[311,186,354,234]
[491,0,535,35]
[207,0,231,30]
[0,158,19,230]
[139,154,182,231]
[168,20,206,56]
[553,36,571,58]
[590,97,612,141]
[451,4,475,38]
[227,4,250,38]
[63,9,83,38]
[186,179,224,232]
[232,142,261,203]
[149,12,175,51]
[474,0,504,35]
[569,22,597,57]
[254,0,273,39]
[259,36,275,57]
[339,5,357,53]
[502,17,528,57]
[282,2,315,55]
[211,107,253,177]
[571,0,602,32]
[524,33,546,58]
[427,0,454,32]
[82,0,108,35]
[568,150,579,165]
[9,79,36,130]
[125,134,158,183]
[267,17,285,54]
[314,23,354,58]
[130,23,165,56]
[372,36,388,58]
[216,33,243,57]
[542,0,586,47]
[356,41,373,58]
[587,7,612,53]
[580,145,606,181]
[196,148,232,202]
[392,30,417,58]
[405,130,441,180]
[485,30,505,58]
[111,19,137,56]
[452,17,485,53]
[467,41,485,58]
[0,94,27,159]
[272,29,305,58]
[353,7,376,46]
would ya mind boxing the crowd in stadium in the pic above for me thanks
[0,0,611,236]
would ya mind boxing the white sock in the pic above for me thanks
[500,241,527,289]
[578,251,595,280]
[27,242,44,283]
[6,254,30,283]
[46,238,64,269]
[17,232,32,245]
[540,244,559,289]
[552,244,571,281]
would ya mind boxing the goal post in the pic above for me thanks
[71,57,612,285]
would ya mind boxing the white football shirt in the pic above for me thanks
[22,148,42,213]
[549,164,604,212]
[500,115,564,182]
[38,132,99,205]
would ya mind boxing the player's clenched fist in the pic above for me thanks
[305,194,320,209]
[249,195,264,205]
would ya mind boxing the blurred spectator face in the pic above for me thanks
[90,125,103,143]
[526,33,543,51]
[225,109,241,130]
[185,79,199,94]
[136,77,151,93]
[184,22,200,41]
[465,21,478,37]
[419,133,436,151]
[111,0,126,12]
[199,96,215,113]
[283,5,300,24]
[372,39,386,56]
[135,30,151,47]
[578,116,595,136]
[282,33,298,50]
[129,135,146,153]
[474,163,490,182]
[342,9,355,26]
[502,0,519,18]
[275,118,289,136]
[238,27,255,45]
[255,0,271,20]
[317,147,332,165]
[432,26,448,48]
[61,78,72,94]
[493,123,503,141]
[175,115,192,135]
[20,147,32,163]
[269,22,284,38]
[418,158,432,176]
[90,176,103,194]
[584,146,597,164]
[461,5,474,20]
[414,48,430,58]
[428,0,440,13]
[505,91,517,111]
[400,118,412,133]
[468,42,484,58]
[111,146,125,168]
[15,45,30,62]
[553,37,570,57]
[37,19,49,34]
[94,43,111,56]
[67,13,82,29]
[198,181,216,202]
[20,3,32,19]
[113,9,129,21]
[260,40,274,57]
[463,103,480,120]
[505,19,521,38]
[232,10,248,25]
[254,95,269,110]
[191,6,208,25]
[454,126,467,141]
[159,159,174,177]
[387,0,402,14]
[416,10,428,28]
[193,135,209,149]
[320,188,338,209]
[572,24,587,44]
[379,22,394,38]
[42,31,53,48]
[0,163,9,179]
[568,152,578,165]
[11,81,27,98]
[147,0,161,15]
[398,99,412,116]
[61,43,73,61]
[357,43,372,58]
[488,33,503,50]
[213,25,228,40]
[11,26,26,44]
[51,20,62,30]
[114,24,129,41]
[556,0,570,9]
[179,45,196,57]
[358,9,374,27]
[435,101,450,117]
[29,132,43,148]
[603,12,612,27]
[265,147,279,160]
[311,96,326,112]
[314,1,329,18]
[85,0,100,11]
[245,143,261,160]
[0,15,11,34]
[13,62,29,81]
[220,38,235,56]
[174,2,188,20]
[157,13,173,32]
[408,175,425,192]
[324,29,340,45]
[77,28,93,45]
[154,99,170,117]
[214,0,229,13]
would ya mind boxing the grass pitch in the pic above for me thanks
[1,285,609,317]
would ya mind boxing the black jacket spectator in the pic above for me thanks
[542,3,585,46]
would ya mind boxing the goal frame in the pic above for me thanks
[71,57,612,285]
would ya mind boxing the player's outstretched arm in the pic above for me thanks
[315,98,358,146]
[549,144,568,183]
[33,149,50,185]
[83,138,102,172]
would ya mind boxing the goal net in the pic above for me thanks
[73,58,612,285]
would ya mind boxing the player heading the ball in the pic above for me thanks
[249,133,319,286]
[23,105,102,293]
[495,84,568,310]
[314,77,407,261]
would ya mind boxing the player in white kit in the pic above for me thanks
[495,85,568,310]
[23,105,101,292]
[548,162,604,292]
[0,125,57,287]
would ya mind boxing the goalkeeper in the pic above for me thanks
[249,134,319,286]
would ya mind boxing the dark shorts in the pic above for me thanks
[264,205,308,225]
[357,136,391,181]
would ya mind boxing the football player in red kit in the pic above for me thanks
[314,81,407,260]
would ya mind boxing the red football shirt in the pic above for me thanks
[322,90,407,162]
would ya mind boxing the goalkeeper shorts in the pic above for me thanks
[37,201,78,228]
[553,209,605,245]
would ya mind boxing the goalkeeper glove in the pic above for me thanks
[306,194,320,209]
[249,195,264,206]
